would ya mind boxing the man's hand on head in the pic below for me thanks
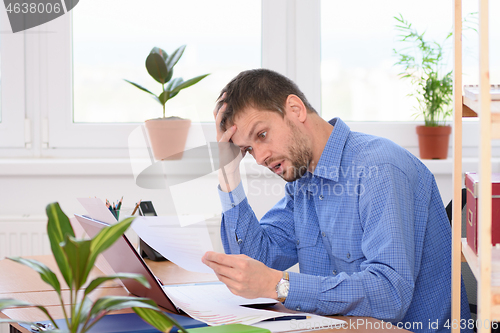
[213,94,244,192]
[202,251,282,300]
[213,94,234,143]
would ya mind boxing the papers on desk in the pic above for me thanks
[76,200,347,331]
[132,216,215,274]
[164,282,301,327]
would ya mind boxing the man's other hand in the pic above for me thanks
[202,251,282,300]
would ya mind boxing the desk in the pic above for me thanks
[0,256,411,333]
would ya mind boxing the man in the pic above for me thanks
[202,69,471,332]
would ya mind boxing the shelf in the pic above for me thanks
[461,238,500,320]
[463,96,500,120]
[462,96,500,140]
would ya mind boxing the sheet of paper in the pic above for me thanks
[131,216,214,273]
[163,283,311,326]
[77,197,117,224]
[169,171,222,227]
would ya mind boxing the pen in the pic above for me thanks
[116,197,123,220]
[131,200,141,215]
[106,199,118,220]
[267,316,309,321]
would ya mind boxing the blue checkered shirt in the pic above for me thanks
[219,118,471,332]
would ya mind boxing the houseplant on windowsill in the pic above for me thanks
[393,14,453,159]
[0,202,187,333]
[125,45,209,160]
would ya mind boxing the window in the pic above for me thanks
[41,0,262,153]
[1,0,497,157]
[320,0,455,122]
[72,0,261,123]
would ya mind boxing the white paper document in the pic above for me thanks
[163,282,329,327]
[131,216,214,274]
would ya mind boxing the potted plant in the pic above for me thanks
[393,14,453,159]
[0,202,186,333]
[125,45,209,160]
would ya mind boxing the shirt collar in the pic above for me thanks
[309,117,350,182]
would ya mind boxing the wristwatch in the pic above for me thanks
[276,271,290,303]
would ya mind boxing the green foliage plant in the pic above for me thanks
[0,202,187,333]
[125,45,210,119]
[393,14,453,127]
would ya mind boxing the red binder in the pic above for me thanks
[465,173,500,254]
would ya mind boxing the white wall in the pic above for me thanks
[2,155,499,257]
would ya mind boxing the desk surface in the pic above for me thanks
[0,255,411,333]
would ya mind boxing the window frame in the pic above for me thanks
[0,0,497,158]
[0,6,26,150]
[41,1,268,156]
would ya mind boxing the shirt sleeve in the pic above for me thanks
[284,164,417,322]
[218,182,299,271]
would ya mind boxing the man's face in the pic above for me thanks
[230,107,312,182]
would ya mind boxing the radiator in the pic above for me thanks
[0,216,51,333]
[0,216,52,260]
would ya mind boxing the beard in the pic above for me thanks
[279,119,312,182]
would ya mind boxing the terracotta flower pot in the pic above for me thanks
[144,118,191,160]
[416,125,451,159]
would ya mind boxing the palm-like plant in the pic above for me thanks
[0,202,186,333]
[125,45,209,119]
[393,14,453,127]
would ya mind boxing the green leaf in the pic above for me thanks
[165,77,183,92]
[159,91,170,105]
[0,299,59,329]
[0,319,34,325]
[89,296,158,318]
[46,202,74,288]
[124,80,156,96]
[7,257,61,294]
[146,52,170,84]
[0,319,62,333]
[164,45,186,83]
[150,47,168,62]
[61,237,92,291]
[170,74,210,95]
[133,307,189,333]
[165,45,186,71]
[84,217,135,281]
[169,91,179,100]
[72,296,93,329]
[84,273,150,297]
[0,298,33,310]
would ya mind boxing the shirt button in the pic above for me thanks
[296,240,300,245]
[346,252,350,259]
[231,203,236,208]
[237,239,243,245]
[319,195,324,200]
[296,306,301,311]
[321,232,326,237]
[332,270,337,275]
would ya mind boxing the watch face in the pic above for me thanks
[278,280,290,297]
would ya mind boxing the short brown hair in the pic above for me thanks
[217,69,317,131]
